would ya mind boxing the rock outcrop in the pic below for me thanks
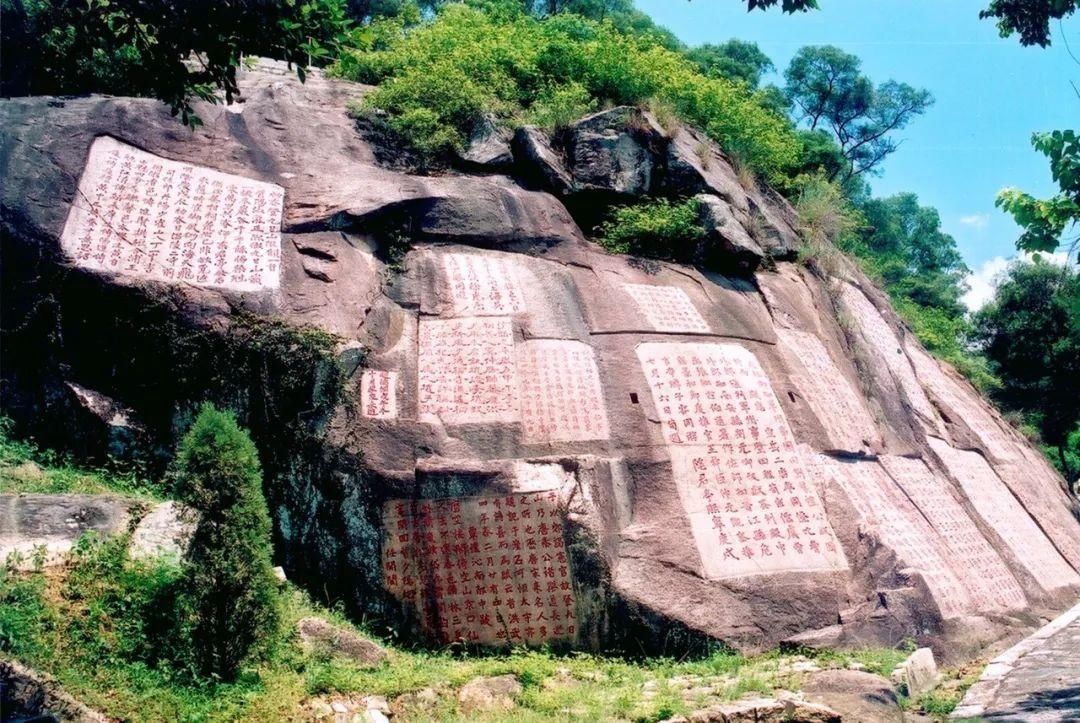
[2,64,1079,661]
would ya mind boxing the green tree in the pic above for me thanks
[979,0,1078,46]
[784,45,933,181]
[973,261,1080,477]
[686,40,774,87]
[171,403,279,681]
[997,130,1080,257]
[0,0,351,126]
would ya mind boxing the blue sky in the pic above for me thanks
[637,0,1078,306]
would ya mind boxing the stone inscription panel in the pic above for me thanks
[816,455,971,617]
[61,136,283,291]
[361,370,398,419]
[517,340,610,444]
[418,317,519,424]
[382,492,576,645]
[777,328,879,450]
[638,342,847,579]
[671,446,846,578]
[624,284,710,334]
[636,342,791,447]
[880,455,1027,611]
[841,286,939,426]
[928,439,1079,591]
[442,253,526,316]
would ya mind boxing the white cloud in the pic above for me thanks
[958,214,990,229]
[962,251,1072,311]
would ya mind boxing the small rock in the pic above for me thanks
[392,687,440,718]
[364,711,390,723]
[363,695,390,714]
[297,617,387,667]
[457,674,523,714]
[331,700,349,714]
[310,699,335,719]
[803,669,903,723]
[272,566,288,583]
[891,648,939,697]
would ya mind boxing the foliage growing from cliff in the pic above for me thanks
[0,0,352,126]
[996,130,1079,257]
[334,3,802,181]
[598,198,707,261]
[973,260,1080,478]
[171,403,280,681]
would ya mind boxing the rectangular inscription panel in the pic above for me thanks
[382,492,576,645]
[361,370,398,419]
[880,455,1027,611]
[928,439,1079,591]
[517,339,610,444]
[638,342,847,579]
[442,253,526,316]
[418,317,519,424]
[624,284,710,334]
[841,286,939,427]
[815,455,971,618]
[61,136,283,291]
[777,328,879,451]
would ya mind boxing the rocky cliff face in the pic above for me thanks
[2,62,1078,662]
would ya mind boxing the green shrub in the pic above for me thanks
[598,198,706,261]
[332,4,801,180]
[171,403,280,681]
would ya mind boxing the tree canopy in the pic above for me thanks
[784,45,934,182]
[979,0,1078,46]
[686,40,774,87]
[997,130,1080,258]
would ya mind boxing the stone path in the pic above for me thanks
[953,601,1080,721]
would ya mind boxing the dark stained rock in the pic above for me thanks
[0,658,107,722]
[695,193,765,271]
[564,106,665,196]
[457,115,514,170]
[512,125,573,195]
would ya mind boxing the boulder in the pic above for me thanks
[803,670,904,723]
[695,193,765,271]
[0,659,107,722]
[677,696,840,723]
[891,647,939,697]
[129,501,195,561]
[458,114,514,170]
[512,125,573,195]
[0,494,134,568]
[564,106,665,195]
[457,675,523,714]
[297,617,388,667]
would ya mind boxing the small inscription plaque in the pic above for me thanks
[880,455,1027,611]
[442,253,526,316]
[517,339,610,444]
[816,455,971,617]
[928,439,1079,591]
[382,492,576,645]
[61,136,283,291]
[777,328,878,450]
[418,317,519,424]
[624,284,710,334]
[637,342,847,579]
[360,370,398,419]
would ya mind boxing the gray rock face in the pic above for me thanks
[0,659,106,722]
[458,115,514,170]
[0,494,135,567]
[2,64,1078,660]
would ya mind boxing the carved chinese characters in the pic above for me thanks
[418,317,519,424]
[927,439,1079,591]
[382,492,576,645]
[442,253,526,316]
[777,328,879,451]
[637,342,847,578]
[61,136,283,291]
[840,286,940,427]
[361,370,398,419]
[879,455,1026,611]
[624,284,710,334]
[517,340,610,444]
[815,456,971,618]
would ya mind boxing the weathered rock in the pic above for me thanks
[129,501,195,561]
[565,106,665,196]
[803,670,904,723]
[0,494,136,567]
[297,617,388,667]
[2,62,1078,663]
[679,696,840,723]
[891,648,940,697]
[458,114,514,170]
[457,675,523,714]
[511,125,573,195]
[695,193,765,271]
[0,659,107,722]
[392,687,441,718]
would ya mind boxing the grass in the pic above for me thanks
[0,430,921,722]
[0,419,164,498]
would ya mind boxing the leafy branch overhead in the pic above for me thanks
[997,131,1080,256]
